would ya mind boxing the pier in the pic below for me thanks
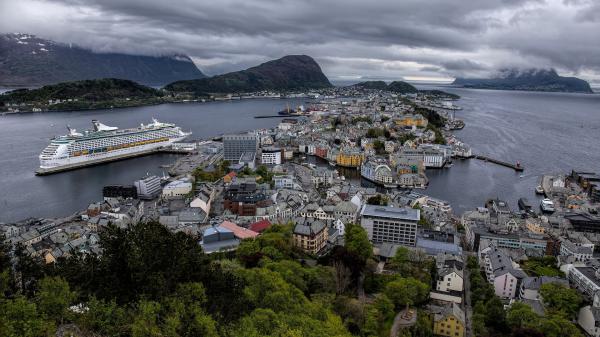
[254,115,302,119]
[472,154,524,172]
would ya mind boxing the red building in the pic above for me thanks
[315,146,328,159]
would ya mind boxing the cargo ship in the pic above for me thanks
[36,119,191,175]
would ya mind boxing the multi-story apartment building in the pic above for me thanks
[359,205,419,246]
[223,133,258,161]
[261,147,282,165]
[292,217,329,254]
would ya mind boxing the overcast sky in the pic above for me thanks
[1,0,599,84]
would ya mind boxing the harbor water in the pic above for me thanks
[1,89,599,222]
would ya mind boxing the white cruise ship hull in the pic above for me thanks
[36,136,187,175]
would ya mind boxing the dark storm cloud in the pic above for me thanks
[1,0,599,82]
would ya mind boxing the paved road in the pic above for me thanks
[390,311,404,337]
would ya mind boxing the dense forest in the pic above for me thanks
[0,222,433,337]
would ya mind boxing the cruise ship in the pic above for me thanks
[36,119,191,175]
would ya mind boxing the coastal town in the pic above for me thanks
[3,87,600,337]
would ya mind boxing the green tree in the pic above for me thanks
[130,300,162,337]
[383,277,429,309]
[507,302,540,329]
[344,224,372,264]
[36,276,75,324]
[0,296,54,337]
[366,194,388,206]
[540,283,582,318]
[538,314,584,337]
[78,297,128,337]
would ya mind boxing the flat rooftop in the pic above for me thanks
[360,204,419,221]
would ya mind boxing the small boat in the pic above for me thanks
[540,199,555,213]
[329,161,336,167]
[518,197,532,211]
[535,185,544,194]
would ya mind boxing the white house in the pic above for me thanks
[560,239,593,263]
[482,246,527,299]
[273,175,297,189]
[437,267,464,293]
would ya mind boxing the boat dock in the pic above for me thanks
[254,115,301,119]
[472,154,524,172]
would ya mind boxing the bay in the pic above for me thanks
[1,88,599,222]
[0,99,305,222]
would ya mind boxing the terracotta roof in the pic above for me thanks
[249,219,272,233]
[220,221,259,239]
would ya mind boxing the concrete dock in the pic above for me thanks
[472,154,524,172]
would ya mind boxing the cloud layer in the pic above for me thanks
[1,0,599,84]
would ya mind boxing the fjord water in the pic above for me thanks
[0,90,599,222]
[0,99,304,222]
[421,86,600,214]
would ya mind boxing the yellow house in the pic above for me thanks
[395,114,428,128]
[293,219,329,255]
[336,149,365,168]
[433,303,465,337]
[526,218,546,234]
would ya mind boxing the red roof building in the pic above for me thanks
[219,221,259,240]
[248,219,272,233]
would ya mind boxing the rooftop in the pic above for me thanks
[360,204,420,221]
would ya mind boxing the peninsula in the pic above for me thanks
[453,68,593,93]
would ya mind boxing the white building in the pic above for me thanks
[437,267,464,293]
[261,147,282,165]
[162,179,192,198]
[567,265,600,300]
[481,246,527,299]
[560,239,593,263]
[360,161,393,185]
[134,175,162,199]
[423,150,445,168]
[273,175,297,189]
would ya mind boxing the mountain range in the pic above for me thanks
[0,33,205,87]
[164,55,332,94]
[453,68,593,93]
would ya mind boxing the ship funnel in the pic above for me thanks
[92,120,118,132]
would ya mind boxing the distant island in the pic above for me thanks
[453,68,593,93]
[164,55,332,95]
[0,33,205,87]
[0,78,166,112]
[350,80,460,99]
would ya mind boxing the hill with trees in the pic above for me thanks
[164,55,333,95]
[0,78,165,111]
